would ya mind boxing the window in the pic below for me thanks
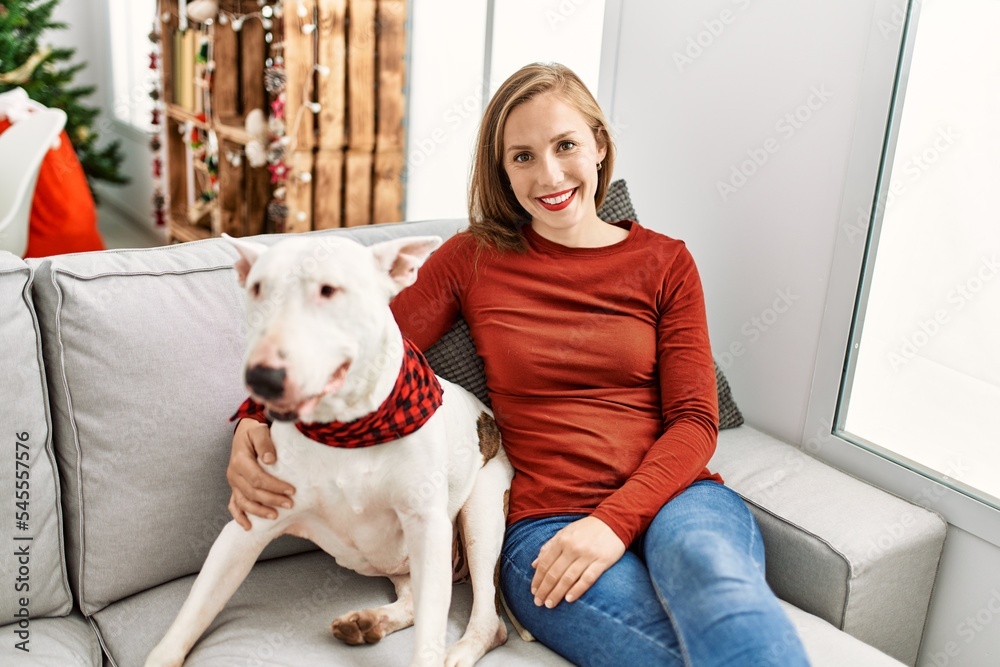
[107,0,156,130]
[836,0,1000,508]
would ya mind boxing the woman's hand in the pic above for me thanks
[227,418,296,530]
[530,516,626,608]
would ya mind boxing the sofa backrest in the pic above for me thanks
[27,218,468,615]
[0,251,73,620]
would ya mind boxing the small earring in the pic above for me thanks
[597,162,603,171]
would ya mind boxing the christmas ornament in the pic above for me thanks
[0,46,52,85]
[186,0,219,24]
[264,66,286,94]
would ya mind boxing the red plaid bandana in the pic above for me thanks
[231,338,444,448]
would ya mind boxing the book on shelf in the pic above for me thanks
[172,29,205,113]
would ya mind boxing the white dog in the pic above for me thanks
[145,234,514,667]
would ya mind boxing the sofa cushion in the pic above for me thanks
[92,549,572,667]
[26,219,470,616]
[90,549,906,667]
[710,425,946,665]
[596,178,638,225]
[28,242,318,616]
[781,602,904,667]
[0,608,102,666]
[0,252,72,621]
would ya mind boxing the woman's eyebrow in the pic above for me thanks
[505,131,578,155]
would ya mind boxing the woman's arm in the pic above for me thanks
[228,417,295,529]
[591,243,719,546]
[389,233,472,349]
[531,244,719,607]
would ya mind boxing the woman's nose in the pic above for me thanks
[537,154,564,187]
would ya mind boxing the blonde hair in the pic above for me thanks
[468,63,615,253]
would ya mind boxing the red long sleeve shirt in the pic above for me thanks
[390,221,722,546]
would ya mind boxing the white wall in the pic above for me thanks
[51,0,159,234]
[608,1,1000,665]
[404,0,489,221]
[405,0,607,222]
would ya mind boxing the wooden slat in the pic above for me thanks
[166,118,188,219]
[317,0,347,151]
[376,0,406,149]
[286,151,316,233]
[169,214,212,243]
[218,140,245,236]
[245,163,271,236]
[286,0,318,152]
[344,150,373,227]
[372,0,407,225]
[313,150,344,229]
[240,6,266,121]
[373,149,404,223]
[347,0,377,152]
[166,104,211,129]
[212,15,241,124]
[160,0,178,106]
[343,0,377,227]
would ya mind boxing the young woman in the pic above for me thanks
[227,63,810,666]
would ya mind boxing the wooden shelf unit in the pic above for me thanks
[157,0,409,242]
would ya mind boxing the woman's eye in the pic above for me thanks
[559,140,576,151]
[513,153,530,163]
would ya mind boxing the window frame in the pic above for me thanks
[804,0,1000,547]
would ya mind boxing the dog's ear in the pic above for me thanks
[222,233,269,287]
[369,236,443,292]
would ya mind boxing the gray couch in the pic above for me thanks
[1,211,946,667]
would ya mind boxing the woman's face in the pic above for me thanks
[502,92,607,243]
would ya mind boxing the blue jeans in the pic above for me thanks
[500,480,810,666]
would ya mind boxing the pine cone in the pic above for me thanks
[264,66,287,94]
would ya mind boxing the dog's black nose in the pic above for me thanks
[245,365,286,400]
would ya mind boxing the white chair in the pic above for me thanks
[0,108,68,257]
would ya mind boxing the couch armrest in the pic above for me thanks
[709,426,946,666]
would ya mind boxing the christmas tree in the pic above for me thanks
[0,0,127,190]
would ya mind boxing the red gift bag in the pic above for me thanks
[0,116,105,258]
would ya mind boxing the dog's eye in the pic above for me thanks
[250,282,261,298]
[320,284,339,298]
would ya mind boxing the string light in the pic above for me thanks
[159,0,328,233]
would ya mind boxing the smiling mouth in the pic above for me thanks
[536,188,576,211]
[263,360,352,422]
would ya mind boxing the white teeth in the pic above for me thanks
[540,189,574,205]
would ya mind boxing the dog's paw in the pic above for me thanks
[445,618,507,667]
[331,609,390,645]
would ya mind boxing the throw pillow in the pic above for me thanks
[423,178,745,430]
